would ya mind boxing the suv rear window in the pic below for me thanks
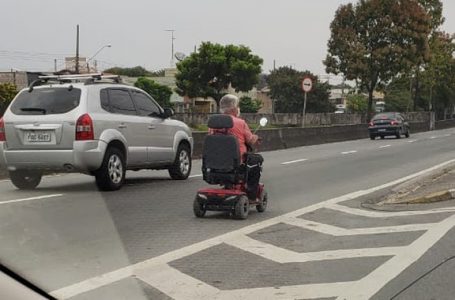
[10,88,81,115]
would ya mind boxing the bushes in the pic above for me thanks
[0,83,18,117]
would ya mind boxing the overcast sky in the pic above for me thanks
[1,0,454,78]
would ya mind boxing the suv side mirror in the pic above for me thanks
[163,107,174,118]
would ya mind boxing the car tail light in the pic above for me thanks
[390,120,398,125]
[0,118,5,141]
[76,114,94,140]
[369,121,374,127]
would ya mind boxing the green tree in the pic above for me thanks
[175,42,263,111]
[411,0,445,110]
[384,76,412,112]
[0,83,18,116]
[134,77,173,108]
[347,94,368,114]
[267,67,334,113]
[418,0,444,33]
[239,96,262,113]
[105,66,154,77]
[421,32,455,114]
[324,0,431,117]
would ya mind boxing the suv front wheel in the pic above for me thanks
[95,147,126,191]
[9,170,42,190]
[168,143,192,180]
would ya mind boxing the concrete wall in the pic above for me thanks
[175,113,364,127]
[175,112,431,127]
[192,124,369,158]
[191,120,433,158]
[435,119,455,130]
[0,72,28,90]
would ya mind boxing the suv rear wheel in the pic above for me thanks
[9,170,42,190]
[168,143,192,180]
[95,147,126,191]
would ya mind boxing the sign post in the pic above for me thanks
[302,77,313,127]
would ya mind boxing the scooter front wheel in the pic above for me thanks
[256,191,268,213]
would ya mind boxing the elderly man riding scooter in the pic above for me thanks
[210,94,264,200]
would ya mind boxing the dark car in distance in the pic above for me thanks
[368,112,410,140]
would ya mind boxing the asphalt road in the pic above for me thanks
[2,128,455,299]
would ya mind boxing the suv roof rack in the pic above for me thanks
[28,73,122,91]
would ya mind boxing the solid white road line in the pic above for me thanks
[339,213,455,299]
[430,136,438,139]
[341,150,357,155]
[283,217,433,236]
[189,174,203,178]
[50,158,455,299]
[137,264,356,300]
[215,282,356,300]
[136,264,219,300]
[326,203,455,218]
[379,145,391,149]
[408,140,417,143]
[0,194,64,205]
[281,158,308,165]
[225,235,403,263]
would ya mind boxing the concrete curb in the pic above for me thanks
[386,189,455,204]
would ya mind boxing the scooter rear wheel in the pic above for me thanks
[193,197,206,218]
[234,195,249,220]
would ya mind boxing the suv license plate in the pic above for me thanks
[26,131,52,143]
[378,129,386,132]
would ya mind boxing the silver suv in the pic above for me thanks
[0,74,193,191]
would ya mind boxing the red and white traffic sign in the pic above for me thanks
[302,77,313,93]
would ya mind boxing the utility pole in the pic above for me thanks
[273,60,276,71]
[54,59,57,72]
[75,24,80,74]
[94,60,98,73]
[165,29,175,67]
[11,69,16,87]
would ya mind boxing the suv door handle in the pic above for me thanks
[118,124,127,129]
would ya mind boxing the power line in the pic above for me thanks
[0,50,72,57]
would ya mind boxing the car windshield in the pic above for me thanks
[10,88,81,115]
[1,1,455,300]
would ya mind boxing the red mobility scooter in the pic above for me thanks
[193,114,268,219]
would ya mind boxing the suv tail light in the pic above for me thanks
[369,121,374,127]
[76,114,94,140]
[390,120,398,126]
[0,118,5,141]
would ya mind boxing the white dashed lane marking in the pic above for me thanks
[281,158,308,165]
[0,194,64,205]
[341,150,357,155]
[379,145,391,149]
[189,174,203,178]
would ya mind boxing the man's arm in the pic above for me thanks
[243,122,259,146]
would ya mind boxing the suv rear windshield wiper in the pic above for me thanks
[20,107,47,114]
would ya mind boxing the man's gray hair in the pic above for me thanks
[219,94,239,114]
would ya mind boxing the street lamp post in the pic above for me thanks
[86,44,111,73]
[165,29,176,67]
